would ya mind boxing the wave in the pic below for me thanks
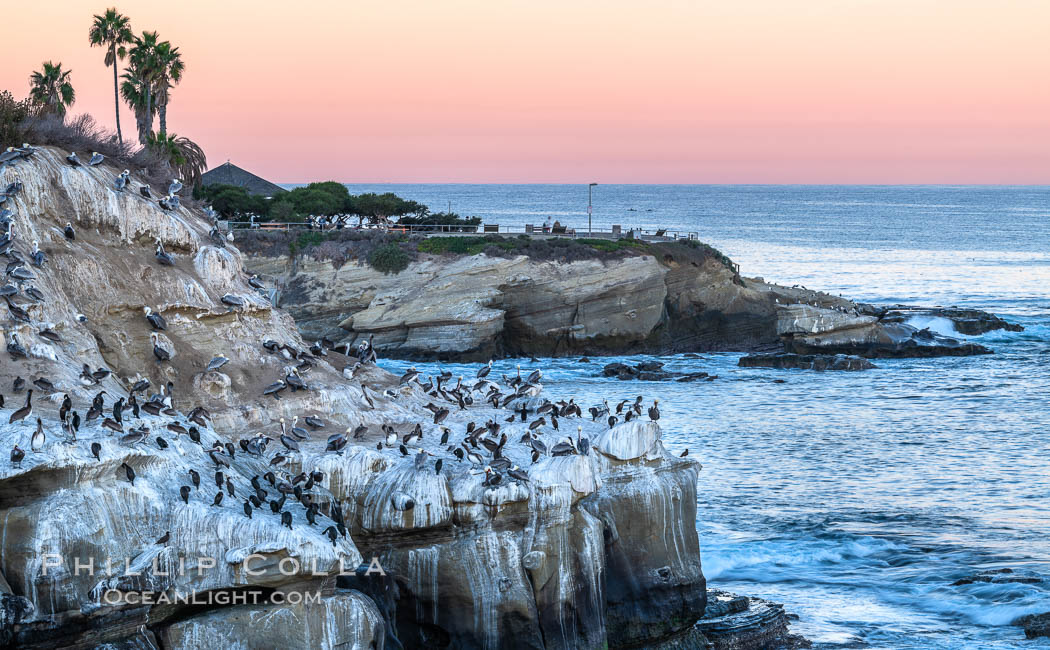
[903,315,960,338]
[703,535,907,580]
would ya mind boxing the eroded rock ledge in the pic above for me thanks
[242,246,1019,363]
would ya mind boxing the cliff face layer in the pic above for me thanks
[0,148,718,649]
[245,248,844,361]
[245,243,1012,362]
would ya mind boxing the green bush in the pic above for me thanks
[0,91,33,148]
[368,243,410,274]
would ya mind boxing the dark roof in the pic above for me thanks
[201,162,286,197]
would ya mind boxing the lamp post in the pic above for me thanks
[588,182,598,235]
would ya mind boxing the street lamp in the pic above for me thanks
[588,183,598,235]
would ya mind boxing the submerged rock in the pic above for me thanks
[602,361,714,382]
[738,353,876,371]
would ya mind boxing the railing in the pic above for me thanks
[223,220,699,241]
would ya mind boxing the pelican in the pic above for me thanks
[113,169,129,191]
[66,152,81,166]
[169,179,183,195]
[206,355,228,371]
[144,306,167,330]
[155,242,175,266]
[151,333,171,362]
[30,241,45,267]
[139,185,153,199]
[88,152,104,166]
[220,293,244,307]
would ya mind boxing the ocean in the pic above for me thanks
[353,184,1050,648]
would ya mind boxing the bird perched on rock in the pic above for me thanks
[648,399,660,421]
[155,242,175,265]
[66,152,81,167]
[113,169,129,191]
[151,333,170,362]
[10,444,25,466]
[88,151,104,166]
[64,222,75,240]
[144,306,166,330]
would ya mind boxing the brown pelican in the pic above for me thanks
[169,179,183,195]
[10,444,25,466]
[113,169,129,191]
[9,390,32,424]
[30,241,45,267]
[144,307,167,330]
[151,333,171,361]
[648,399,660,421]
[88,152,104,166]
[66,152,81,167]
[155,242,175,266]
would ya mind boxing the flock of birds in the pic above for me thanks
[1,147,680,549]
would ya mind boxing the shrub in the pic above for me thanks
[368,243,410,274]
[0,90,33,148]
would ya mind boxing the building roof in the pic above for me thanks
[201,162,286,197]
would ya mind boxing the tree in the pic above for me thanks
[350,192,424,223]
[147,132,207,190]
[152,40,183,137]
[28,62,75,118]
[0,91,34,148]
[120,64,152,145]
[123,30,160,143]
[89,8,133,143]
[198,184,266,218]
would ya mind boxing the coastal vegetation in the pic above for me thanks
[88,8,133,143]
[197,181,481,231]
[28,62,76,117]
[235,228,739,276]
[0,8,204,191]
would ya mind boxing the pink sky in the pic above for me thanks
[2,0,1048,183]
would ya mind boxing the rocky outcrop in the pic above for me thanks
[738,353,876,371]
[0,148,757,649]
[243,244,1018,362]
[603,361,715,382]
[243,247,854,361]
[866,305,1025,336]
[777,304,993,358]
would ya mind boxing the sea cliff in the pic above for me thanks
[0,148,789,648]
[241,233,1015,362]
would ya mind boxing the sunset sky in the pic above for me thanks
[2,1,1048,183]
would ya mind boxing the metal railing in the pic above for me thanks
[223,220,699,241]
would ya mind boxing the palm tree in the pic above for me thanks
[28,61,75,118]
[123,31,160,144]
[148,132,207,189]
[152,41,184,137]
[120,65,152,144]
[89,8,134,144]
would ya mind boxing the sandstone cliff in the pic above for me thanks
[244,239,1012,362]
[244,244,853,361]
[0,148,731,649]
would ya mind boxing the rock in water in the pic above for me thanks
[738,353,876,371]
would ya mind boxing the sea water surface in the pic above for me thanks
[363,185,1050,648]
